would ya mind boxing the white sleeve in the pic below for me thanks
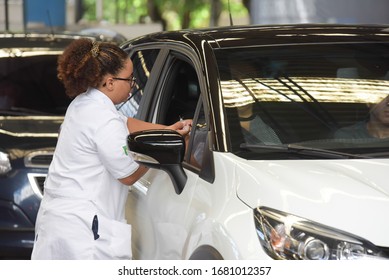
[118,110,129,126]
[95,114,139,180]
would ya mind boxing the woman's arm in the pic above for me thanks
[127,117,192,136]
[119,165,149,186]
[127,117,166,133]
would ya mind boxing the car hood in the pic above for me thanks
[0,116,62,154]
[234,157,389,246]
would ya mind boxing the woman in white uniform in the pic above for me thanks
[31,39,191,260]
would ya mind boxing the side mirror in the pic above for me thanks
[127,129,187,194]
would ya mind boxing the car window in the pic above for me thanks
[117,49,160,117]
[215,43,389,159]
[150,55,205,169]
[159,60,200,125]
[0,55,69,115]
[186,100,207,169]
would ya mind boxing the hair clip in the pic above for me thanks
[91,41,100,58]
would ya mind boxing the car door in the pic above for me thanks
[124,46,212,259]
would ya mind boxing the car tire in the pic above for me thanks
[189,245,224,260]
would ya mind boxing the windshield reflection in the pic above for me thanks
[216,43,389,159]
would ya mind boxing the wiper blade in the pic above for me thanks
[240,143,370,159]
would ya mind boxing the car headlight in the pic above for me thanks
[254,207,388,260]
[0,151,11,175]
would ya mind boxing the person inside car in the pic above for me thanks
[31,38,191,260]
[237,102,282,144]
[334,95,389,139]
[228,58,282,145]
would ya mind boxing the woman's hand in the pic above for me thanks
[167,119,193,136]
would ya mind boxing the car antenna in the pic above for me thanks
[228,0,234,26]
[46,10,55,36]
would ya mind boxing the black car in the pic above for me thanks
[0,32,101,259]
[119,24,389,260]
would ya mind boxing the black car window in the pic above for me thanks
[0,55,69,115]
[215,43,389,159]
[117,49,160,117]
[153,56,205,169]
[160,60,200,125]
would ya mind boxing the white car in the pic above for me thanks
[119,24,389,260]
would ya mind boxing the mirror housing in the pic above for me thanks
[127,129,187,194]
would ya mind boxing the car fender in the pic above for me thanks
[182,217,240,260]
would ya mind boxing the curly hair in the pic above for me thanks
[57,38,128,98]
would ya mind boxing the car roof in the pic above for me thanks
[0,32,99,49]
[124,24,389,50]
[0,32,102,57]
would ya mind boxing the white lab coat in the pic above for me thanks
[31,88,139,260]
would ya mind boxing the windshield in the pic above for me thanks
[0,55,70,116]
[216,43,389,159]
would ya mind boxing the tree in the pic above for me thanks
[81,0,249,31]
[147,0,167,30]
[146,0,208,30]
[210,0,222,27]
[242,0,251,16]
[146,0,248,30]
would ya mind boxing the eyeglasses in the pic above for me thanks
[112,75,137,88]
